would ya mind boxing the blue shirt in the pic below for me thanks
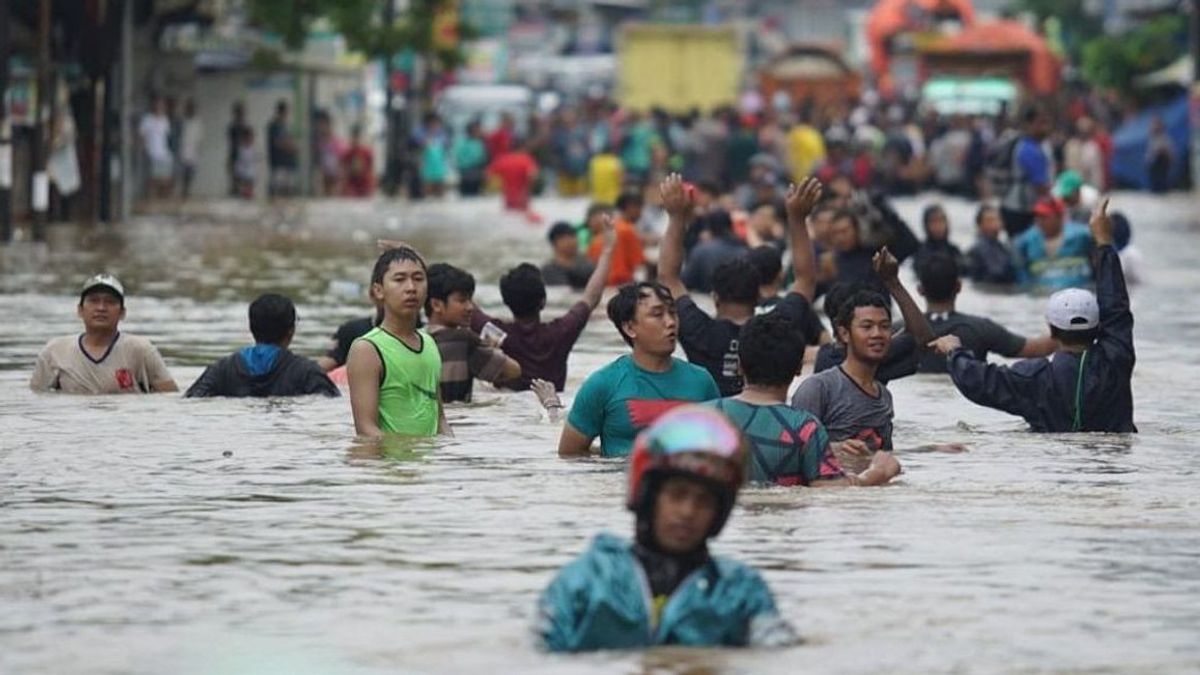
[567,355,719,457]
[1014,222,1093,290]
[1016,138,1050,188]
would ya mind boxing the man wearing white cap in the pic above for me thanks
[929,199,1135,432]
[30,274,178,395]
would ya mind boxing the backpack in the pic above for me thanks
[984,129,1022,200]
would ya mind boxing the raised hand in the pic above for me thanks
[1089,196,1113,246]
[659,173,694,220]
[785,177,823,223]
[872,246,900,283]
[927,334,963,356]
[598,212,616,252]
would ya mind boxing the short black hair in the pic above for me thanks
[607,282,675,347]
[616,191,644,212]
[1051,325,1099,348]
[747,245,783,286]
[249,293,296,345]
[738,312,805,386]
[499,263,546,318]
[425,263,476,315]
[836,290,891,330]
[702,210,734,238]
[922,203,946,232]
[832,208,858,227]
[371,246,427,286]
[712,256,761,306]
[547,221,577,244]
[1020,103,1043,125]
[915,253,960,303]
[586,202,612,219]
[275,99,289,115]
[975,203,998,226]
[822,281,872,325]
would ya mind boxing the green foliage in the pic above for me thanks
[1080,15,1187,94]
[1006,0,1104,63]
[245,0,474,68]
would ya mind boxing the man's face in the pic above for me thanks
[434,291,475,328]
[625,292,678,356]
[586,211,610,234]
[838,305,891,364]
[978,209,1003,239]
[78,291,125,332]
[622,203,644,223]
[926,211,949,241]
[372,260,427,320]
[809,210,834,244]
[1036,213,1064,239]
[652,475,718,554]
[552,233,578,258]
[831,216,859,252]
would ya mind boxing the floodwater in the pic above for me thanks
[1,192,1198,674]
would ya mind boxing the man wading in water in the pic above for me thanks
[347,246,449,438]
[930,198,1135,432]
[538,406,797,651]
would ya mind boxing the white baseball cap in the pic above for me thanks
[81,273,125,303]
[1045,288,1099,331]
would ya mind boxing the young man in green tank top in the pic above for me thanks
[347,246,449,438]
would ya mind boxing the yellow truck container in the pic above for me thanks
[617,24,742,114]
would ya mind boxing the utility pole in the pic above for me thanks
[1191,0,1199,190]
[0,0,13,243]
[119,0,133,222]
[31,0,51,241]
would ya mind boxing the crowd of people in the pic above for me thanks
[39,101,1139,651]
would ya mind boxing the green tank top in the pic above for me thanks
[358,327,442,436]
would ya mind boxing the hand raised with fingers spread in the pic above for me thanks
[785,177,823,223]
[1089,196,1113,247]
[659,173,694,220]
[872,246,900,283]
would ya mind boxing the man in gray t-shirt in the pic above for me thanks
[791,366,893,451]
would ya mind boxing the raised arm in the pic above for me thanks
[657,173,694,299]
[784,177,823,302]
[1088,198,1134,366]
[932,336,1040,421]
[580,213,617,310]
[873,247,934,347]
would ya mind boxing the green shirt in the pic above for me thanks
[567,355,720,458]
[358,327,442,437]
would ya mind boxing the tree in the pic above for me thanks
[1006,0,1104,64]
[1081,15,1188,96]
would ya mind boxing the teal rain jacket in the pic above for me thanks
[536,533,797,652]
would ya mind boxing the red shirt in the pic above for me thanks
[340,145,375,197]
[486,126,513,159]
[489,151,538,210]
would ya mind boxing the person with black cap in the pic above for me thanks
[537,406,797,652]
[930,198,1135,432]
[30,274,178,394]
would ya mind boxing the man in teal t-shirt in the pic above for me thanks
[559,282,719,458]
[1014,196,1094,291]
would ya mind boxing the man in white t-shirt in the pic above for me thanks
[30,274,178,395]
[138,97,174,199]
[179,98,204,199]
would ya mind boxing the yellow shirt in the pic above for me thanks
[589,153,623,205]
[787,125,826,182]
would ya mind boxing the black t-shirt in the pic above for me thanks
[324,316,376,368]
[897,311,1026,374]
[813,332,918,383]
[678,292,817,397]
[757,294,825,346]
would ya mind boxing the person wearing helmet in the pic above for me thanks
[537,406,797,652]
[30,274,178,394]
[929,199,1135,432]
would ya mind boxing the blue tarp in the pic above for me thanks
[1110,94,1190,190]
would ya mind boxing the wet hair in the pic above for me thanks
[975,203,999,226]
[371,246,428,286]
[922,204,947,235]
[425,263,476,315]
[607,282,675,347]
[499,263,546,318]
[248,293,296,345]
[822,281,872,326]
[747,245,783,286]
[738,312,806,386]
[712,257,761,306]
[836,290,891,330]
[547,221,577,244]
[915,253,960,303]
[616,191,644,212]
[1051,325,1099,347]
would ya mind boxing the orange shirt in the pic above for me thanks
[588,218,645,286]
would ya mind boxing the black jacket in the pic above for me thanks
[946,245,1134,432]
[186,349,339,398]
